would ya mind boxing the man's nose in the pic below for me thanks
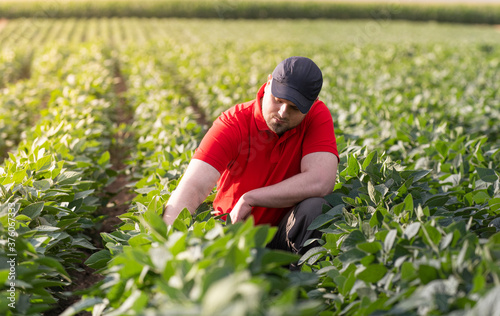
[278,104,288,118]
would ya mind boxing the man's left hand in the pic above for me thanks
[230,194,253,223]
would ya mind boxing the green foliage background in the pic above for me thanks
[0,13,499,316]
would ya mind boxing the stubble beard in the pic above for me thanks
[267,116,290,136]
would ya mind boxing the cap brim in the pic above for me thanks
[271,79,313,114]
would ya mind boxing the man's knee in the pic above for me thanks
[286,197,329,255]
[271,197,330,255]
[294,197,329,220]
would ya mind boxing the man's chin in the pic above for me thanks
[270,124,289,136]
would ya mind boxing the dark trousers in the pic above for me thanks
[267,197,328,255]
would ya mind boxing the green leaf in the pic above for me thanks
[435,140,448,158]
[172,219,188,233]
[128,234,152,248]
[169,232,186,256]
[384,229,397,253]
[60,297,104,316]
[472,190,490,205]
[15,214,31,221]
[418,264,439,284]
[135,187,156,195]
[298,247,326,265]
[22,201,44,219]
[85,250,112,270]
[341,271,356,296]
[324,193,345,208]
[74,189,95,200]
[338,248,366,265]
[369,210,384,227]
[308,213,336,230]
[368,181,377,204]
[424,194,449,208]
[142,207,168,241]
[36,257,71,282]
[476,167,498,183]
[262,250,299,268]
[356,264,387,283]
[489,198,500,214]
[362,151,377,169]
[404,194,413,212]
[12,170,27,183]
[375,183,390,198]
[487,232,500,245]
[472,273,485,293]
[341,230,366,252]
[98,151,110,167]
[422,224,441,247]
[401,261,417,281]
[33,179,52,191]
[357,241,382,254]
[347,155,360,177]
[0,270,9,284]
[248,225,275,248]
[288,271,320,287]
[401,170,431,182]
[33,225,60,232]
[57,171,81,185]
[404,222,420,240]
[36,155,53,172]
[72,238,97,250]
[392,202,405,216]
[440,233,453,251]
[440,174,461,190]
[326,204,345,216]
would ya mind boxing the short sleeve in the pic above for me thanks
[192,111,241,174]
[302,101,339,161]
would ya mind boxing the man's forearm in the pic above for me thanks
[229,165,336,223]
[162,159,220,225]
[163,186,206,224]
[242,169,335,209]
[229,152,338,223]
[243,152,338,209]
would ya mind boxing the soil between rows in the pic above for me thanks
[44,65,136,316]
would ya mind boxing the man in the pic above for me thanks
[163,56,339,255]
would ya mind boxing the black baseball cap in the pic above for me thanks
[271,56,323,114]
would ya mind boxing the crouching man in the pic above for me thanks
[163,56,339,255]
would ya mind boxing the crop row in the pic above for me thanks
[2,18,500,56]
[0,18,164,50]
[0,44,118,315]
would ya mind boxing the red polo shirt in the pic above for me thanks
[192,83,338,226]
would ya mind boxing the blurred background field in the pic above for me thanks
[1,18,499,47]
[1,1,499,316]
[0,0,499,23]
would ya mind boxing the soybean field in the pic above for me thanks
[0,17,500,316]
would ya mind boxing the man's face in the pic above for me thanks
[262,77,307,136]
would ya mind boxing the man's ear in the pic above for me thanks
[265,74,272,92]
